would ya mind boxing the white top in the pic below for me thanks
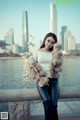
[33,50,53,78]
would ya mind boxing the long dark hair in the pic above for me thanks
[40,32,57,51]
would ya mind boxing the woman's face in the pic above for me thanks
[45,36,55,50]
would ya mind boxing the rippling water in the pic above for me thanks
[0,57,80,89]
[0,59,23,89]
[60,57,80,87]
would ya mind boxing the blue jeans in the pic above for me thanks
[37,78,59,106]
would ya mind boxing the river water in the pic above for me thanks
[0,57,80,89]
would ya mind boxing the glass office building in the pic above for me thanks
[22,11,29,52]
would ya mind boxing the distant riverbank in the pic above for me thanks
[64,55,80,58]
[0,55,80,60]
[0,57,22,60]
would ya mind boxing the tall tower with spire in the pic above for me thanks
[22,11,29,52]
[50,3,57,36]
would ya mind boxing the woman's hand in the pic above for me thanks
[45,82,49,86]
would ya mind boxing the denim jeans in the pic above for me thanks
[37,78,59,106]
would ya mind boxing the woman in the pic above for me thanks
[26,32,62,120]
[33,32,61,120]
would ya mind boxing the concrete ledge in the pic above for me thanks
[0,86,80,102]
[59,86,80,99]
[0,88,40,102]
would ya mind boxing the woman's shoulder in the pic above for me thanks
[35,49,43,53]
[39,48,44,51]
[38,48,45,53]
[38,48,46,53]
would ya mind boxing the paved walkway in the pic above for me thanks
[30,99,80,120]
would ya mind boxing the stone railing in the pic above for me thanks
[0,86,80,120]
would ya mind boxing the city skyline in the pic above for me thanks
[0,0,80,46]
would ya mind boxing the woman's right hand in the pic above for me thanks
[45,82,49,86]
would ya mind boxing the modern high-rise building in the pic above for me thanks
[68,36,76,50]
[61,26,67,50]
[59,32,62,44]
[12,44,19,54]
[50,3,57,36]
[4,28,14,45]
[22,11,29,52]
[64,30,71,51]
[4,28,14,52]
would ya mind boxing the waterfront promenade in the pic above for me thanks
[0,87,80,120]
[0,99,80,120]
[30,100,80,120]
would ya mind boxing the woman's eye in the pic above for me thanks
[48,40,50,42]
[47,39,54,44]
[52,42,54,44]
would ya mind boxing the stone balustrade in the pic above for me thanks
[0,86,80,120]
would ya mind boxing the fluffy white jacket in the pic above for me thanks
[25,43,63,87]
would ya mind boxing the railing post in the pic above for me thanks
[8,101,30,120]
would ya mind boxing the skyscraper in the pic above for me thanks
[4,28,14,52]
[4,28,14,44]
[50,3,57,36]
[68,36,76,50]
[61,26,67,50]
[64,30,71,51]
[22,11,29,52]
